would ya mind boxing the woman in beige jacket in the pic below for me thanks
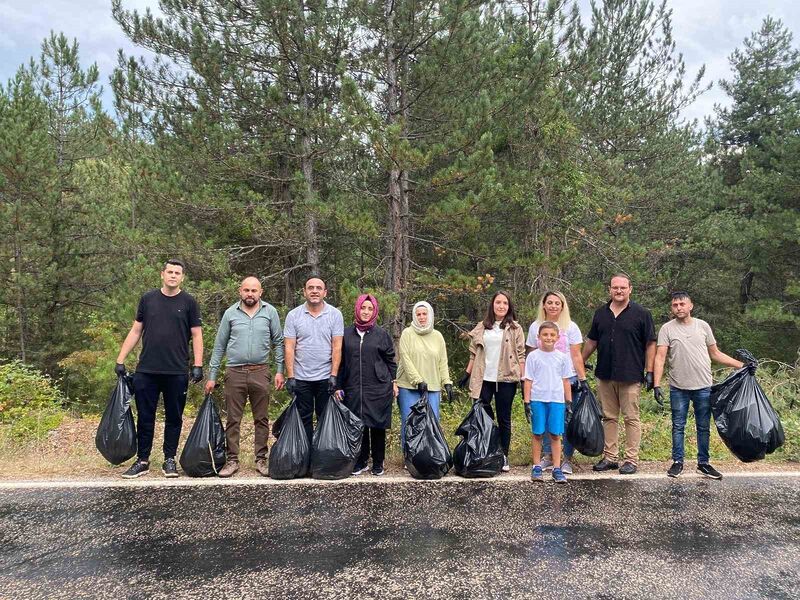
[457,291,526,471]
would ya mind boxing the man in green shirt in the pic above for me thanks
[206,277,285,477]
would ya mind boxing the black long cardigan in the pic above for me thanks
[337,325,397,429]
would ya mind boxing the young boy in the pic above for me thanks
[523,321,573,483]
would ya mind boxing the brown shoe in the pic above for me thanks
[255,458,269,477]
[218,461,239,478]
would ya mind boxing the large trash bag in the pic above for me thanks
[453,401,504,478]
[404,394,452,480]
[269,399,311,479]
[95,375,137,465]
[711,350,785,462]
[310,397,363,480]
[566,386,604,457]
[179,394,227,477]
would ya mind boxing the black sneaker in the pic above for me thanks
[352,463,369,476]
[619,462,638,475]
[371,463,385,476]
[593,458,619,472]
[697,463,723,480]
[121,460,150,479]
[667,462,683,478]
[162,457,179,478]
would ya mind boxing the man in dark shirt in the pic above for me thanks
[114,260,204,478]
[582,274,656,475]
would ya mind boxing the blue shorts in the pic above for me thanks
[531,401,565,436]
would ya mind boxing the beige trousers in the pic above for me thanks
[596,379,641,464]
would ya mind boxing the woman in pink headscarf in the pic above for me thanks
[335,294,398,476]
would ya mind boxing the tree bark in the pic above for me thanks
[384,0,410,340]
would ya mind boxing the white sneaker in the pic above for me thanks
[541,456,554,471]
[561,461,573,475]
[501,455,510,472]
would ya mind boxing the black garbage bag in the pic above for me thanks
[566,386,604,457]
[95,375,137,465]
[453,401,504,478]
[179,394,227,477]
[269,399,311,479]
[311,397,363,480]
[404,394,452,480]
[711,350,785,462]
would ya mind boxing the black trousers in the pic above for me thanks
[133,372,189,461]
[358,427,386,467]
[478,381,518,456]
[295,379,330,442]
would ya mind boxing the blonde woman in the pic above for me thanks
[525,291,588,473]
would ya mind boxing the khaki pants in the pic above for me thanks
[224,364,271,461]
[596,379,641,464]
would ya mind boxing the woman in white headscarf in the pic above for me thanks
[395,301,453,447]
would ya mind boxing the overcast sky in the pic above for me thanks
[2,0,800,124]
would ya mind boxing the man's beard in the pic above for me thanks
[243,297,257,306]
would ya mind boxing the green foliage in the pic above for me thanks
[0,361,65,440]
[0,4,799,445]
[59,318,129,412]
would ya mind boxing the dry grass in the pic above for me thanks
[0,409,797,481]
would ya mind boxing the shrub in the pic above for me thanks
[0,360,66,440]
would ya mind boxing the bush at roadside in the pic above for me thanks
[0,361,66,441]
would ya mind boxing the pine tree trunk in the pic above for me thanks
[384,0,409,340]
[13,192,27,362]
[298,0,319,275]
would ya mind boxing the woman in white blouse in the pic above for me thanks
[458,291,526,472]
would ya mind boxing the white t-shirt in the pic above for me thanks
[523,349,572,403]
[482,322,503,382]
[526,320,582,378]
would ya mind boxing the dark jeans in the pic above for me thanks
[543,377,578,458]
[670,386,712,464]
[478,381,517,456]
[358,427,386,467]
[133,372,189,461]
[295,379,331,442]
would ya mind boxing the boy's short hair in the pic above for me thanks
[538,321,559,335]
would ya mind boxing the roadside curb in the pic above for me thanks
[1,470,799,490]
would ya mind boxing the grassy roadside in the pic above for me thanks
[1,383,797,480]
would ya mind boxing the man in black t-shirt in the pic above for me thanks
[115,260,204,478]
[582,274,656,475]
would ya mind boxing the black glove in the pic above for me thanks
[286,377,296,395]
[746,361,758,375]
[191,366,203,383]
[417,381,428,395]
[114,363,127,377]
[444,384,453,402]
[584,362,594,372]
[524,403,531,424]
[644,371,654,391]
[653,386,664,408]
[456,371,470,389]
[578,379,589,393]
[328,375,338,395]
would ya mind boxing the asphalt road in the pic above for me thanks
[1,475,799,599]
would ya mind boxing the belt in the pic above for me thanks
[229,364,268,372]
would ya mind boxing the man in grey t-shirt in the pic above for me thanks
[653,291,747,480]
[284,277,344,441]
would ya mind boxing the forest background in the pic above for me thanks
[0,0,798,460]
